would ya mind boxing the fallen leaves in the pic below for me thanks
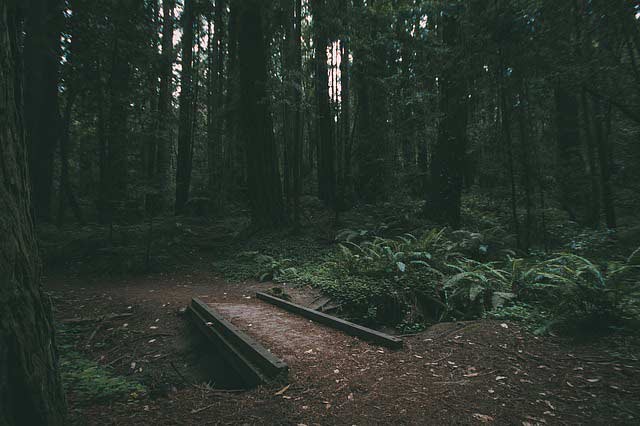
[472,413,495,422]
[522,415,547,425]
[275,384,291,396]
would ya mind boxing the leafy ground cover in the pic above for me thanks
[57,322,146,406]
[41,194,640,338]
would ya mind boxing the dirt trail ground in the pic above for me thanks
[47,269,640,425]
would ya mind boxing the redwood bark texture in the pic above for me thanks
[0,1,67,424]
[238,0,284,226]
[23,0,62,222]
[424,13,468,228]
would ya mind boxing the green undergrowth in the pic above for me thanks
[57,323,146,405]
[38,214,248,275]
[232,224,640,336]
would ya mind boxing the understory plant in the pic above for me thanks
[326,229,511,324]
[235,251,297,282]
[514,249,640,333]
[250,223,639,335]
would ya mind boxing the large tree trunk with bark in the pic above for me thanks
[0,2,67,423]
[424,12,468,228]
[104,0,133,217]
[353,0,390,203]
[555,84,590,224]
[238,0,284,227]
[23,0,62,222]
[311,0,336,208]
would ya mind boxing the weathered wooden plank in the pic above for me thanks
[186,298,288,387]
[255,292,403,349]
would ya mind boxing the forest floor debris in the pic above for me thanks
[47,269,640,425]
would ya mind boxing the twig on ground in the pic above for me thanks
[86,321,104,345]
[170,361,191,386]
[62,312,134,324]
[107,355,127,366]
[191,403,217,414]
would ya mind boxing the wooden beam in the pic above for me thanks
[186,298,288,387]
[256,292,403,349]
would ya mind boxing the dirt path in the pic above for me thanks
[47,270,640,425]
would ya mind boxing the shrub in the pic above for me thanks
[514,249,640,333]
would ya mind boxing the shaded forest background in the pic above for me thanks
[27,0,640,234]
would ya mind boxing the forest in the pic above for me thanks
[1,0,640,424]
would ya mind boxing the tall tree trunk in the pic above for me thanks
[517,77,534,250]
[0,2,67,423]
[207,0,225,204]
[354,0,390,203]
[499,52,520,249]
[238,0,284,227]
[106,1,132,215]
[283,1,293,213]
[339,37,351,208]
[423,12,468,228]
[57,90,84,226]
[23,0,62,222]
[223,0,240,199]
[352,0,371,199]
[580,89,602,228]
[593,99,616,228]
[555,84,589,224]
[144,0,160,183]
[156,0,174,207]
[96,59,110,223]
[311,0,336,208]
[175,0,195,213]
[293,0,303,225]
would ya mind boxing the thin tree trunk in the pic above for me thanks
[207,0,225,205]
[283,0,294,214]
[96,59,110,223]
[339,37,351,211]
[593,98,616,228]
[580,89,601,228]
[144,0,160,183]
[57,90,84,226]
[293,0,303,226]
[222,0,240,199]
[517,77,534,250]
[156,0,174,207]
[499,51,520,249]
[175,0,195,213]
